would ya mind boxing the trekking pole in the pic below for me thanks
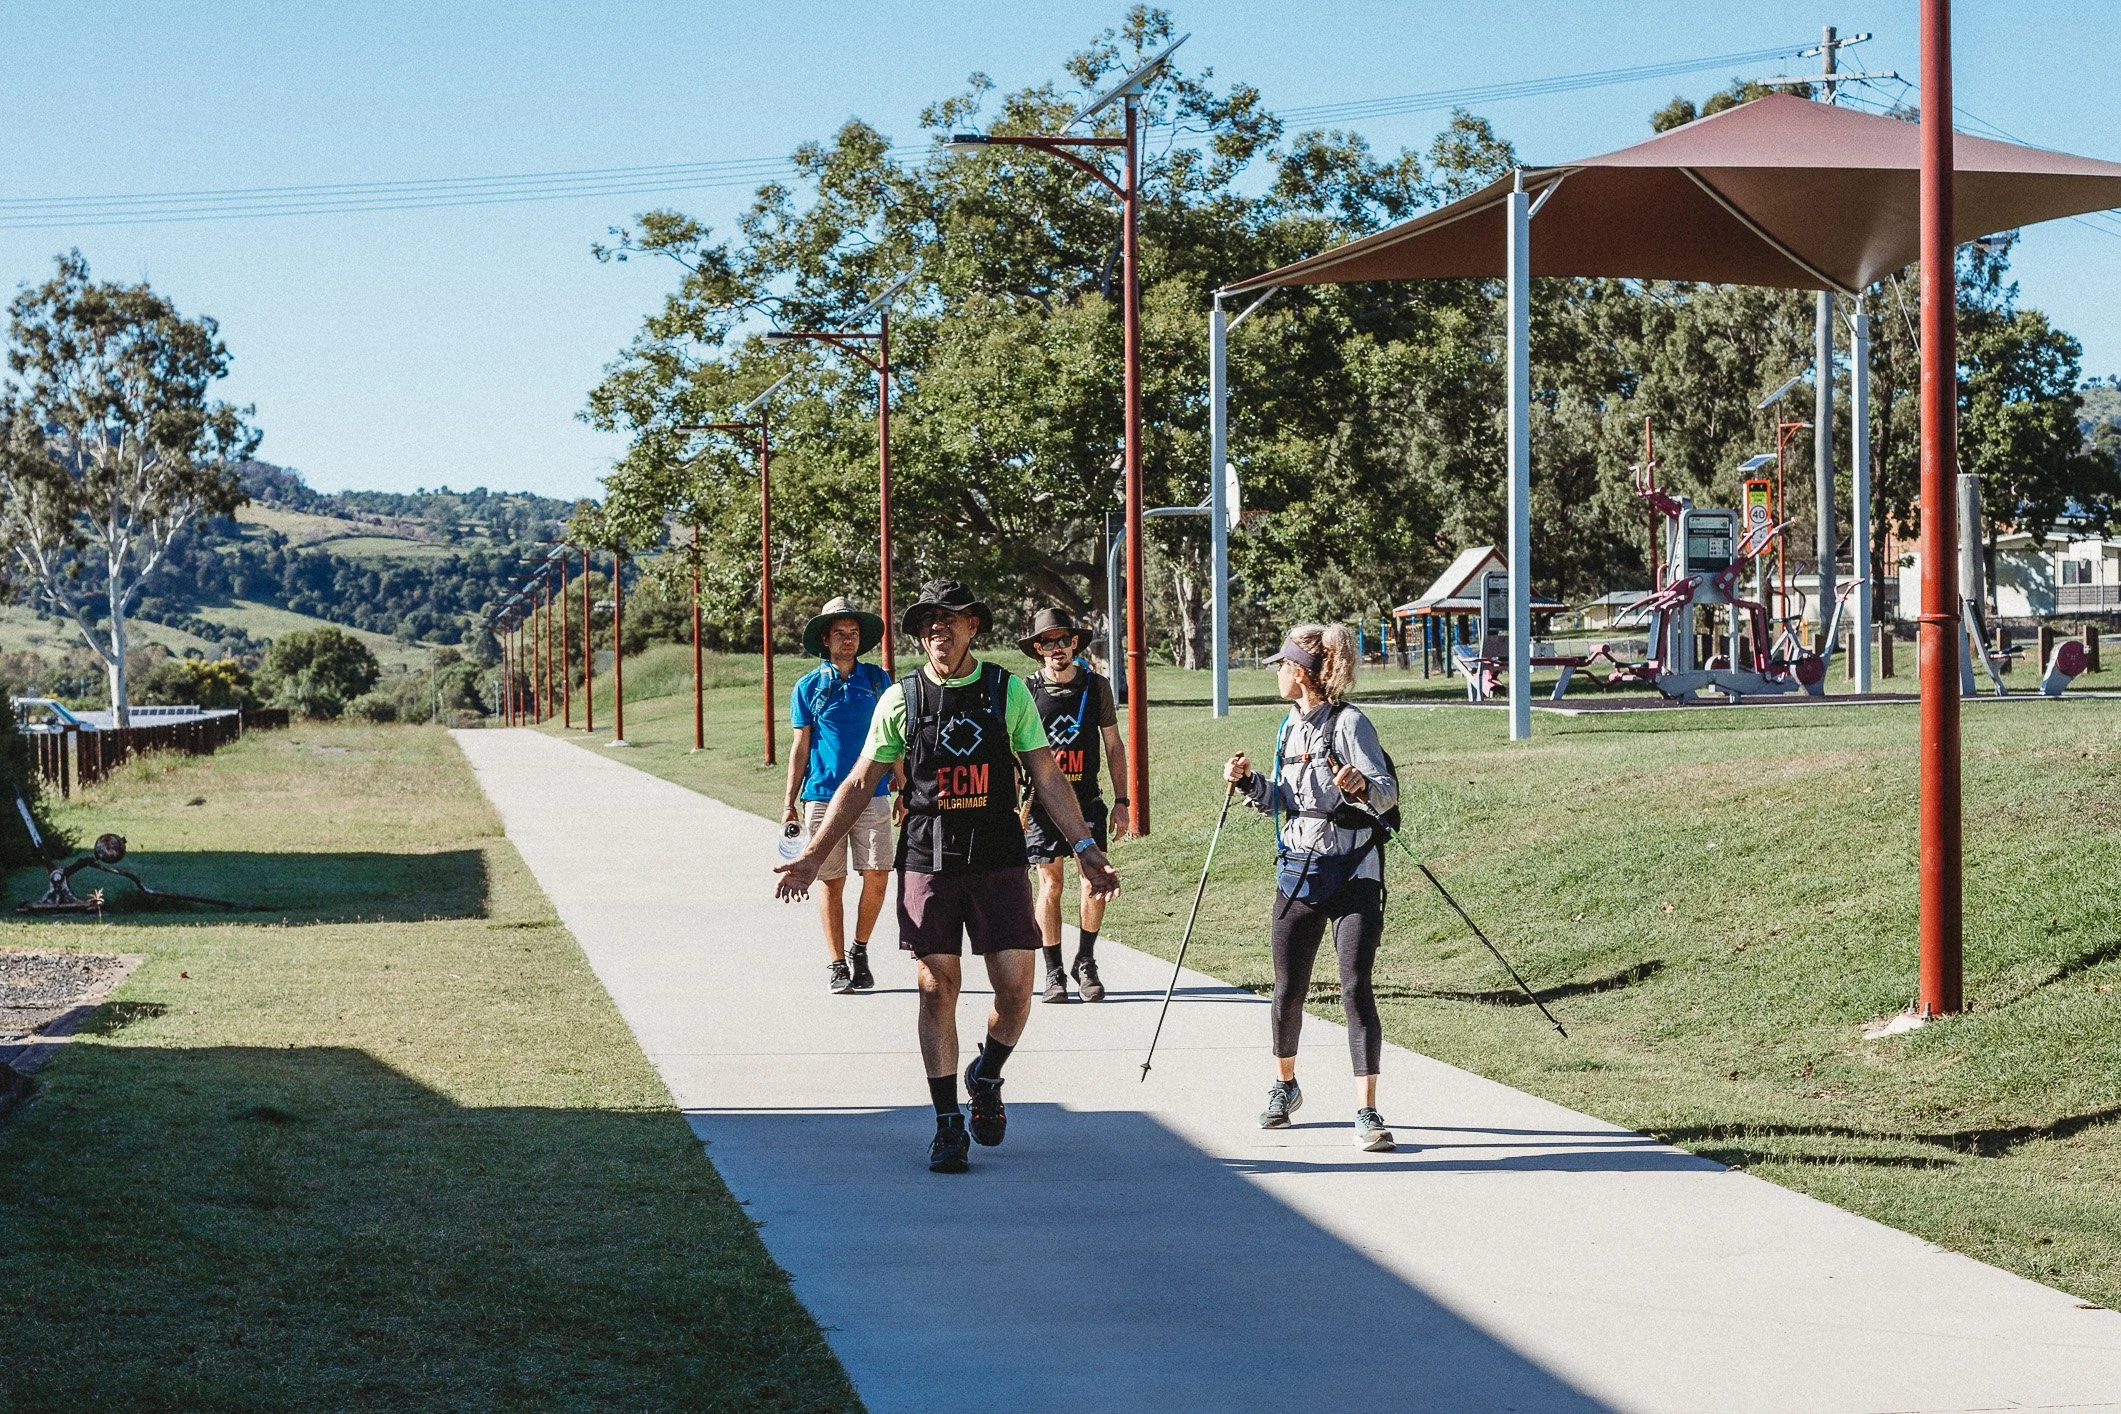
[1140,782,1238,1082]
[1392,837,1567,1039]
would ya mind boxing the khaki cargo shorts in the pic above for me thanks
[805,795,894,880]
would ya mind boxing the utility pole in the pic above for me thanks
[1763,27,1890,653]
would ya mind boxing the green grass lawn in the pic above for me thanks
[0,723,856,1411]
[558,642,2121,1311]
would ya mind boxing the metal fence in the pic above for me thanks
[22,709,283,799]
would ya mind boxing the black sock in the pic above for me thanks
[850,940,868,957]
[1074,930,1098,964]
[976,1036,1014,1082]
[928,1074,959,1116]
[1041,944,1063,974]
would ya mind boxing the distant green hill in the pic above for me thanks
[16,462,583,658]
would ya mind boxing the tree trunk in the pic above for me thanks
[1170,545,1205,670]
[108,580,132,728]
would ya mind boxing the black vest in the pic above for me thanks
[897,661,1027,874]
[1025,667,1104,806]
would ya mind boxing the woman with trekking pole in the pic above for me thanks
[1224,624,1400,1151]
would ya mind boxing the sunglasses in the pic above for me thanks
[1034,633,1075,649]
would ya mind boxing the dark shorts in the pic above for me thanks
[897,865,1044,958]
[1025,796,1107,864]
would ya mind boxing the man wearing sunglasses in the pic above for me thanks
[1017,607,1128,1003]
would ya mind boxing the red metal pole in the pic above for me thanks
[537,583,549,722]
[692,527,705,752]
[879,310,895,675]
[560,559,572,729]
[581,549,594,735]
[1918,0,1963,1016]
[761,415,777,765]
[1121,95,1151,834]
[612,551,627,744]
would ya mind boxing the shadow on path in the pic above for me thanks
[692,1103,1618,1413]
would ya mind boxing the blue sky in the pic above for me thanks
[2,2,2115,500]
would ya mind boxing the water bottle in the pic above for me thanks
[778,819,804,860]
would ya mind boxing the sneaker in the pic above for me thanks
[962,1057,1007,1147]
[1041,967,1070,1004]
[828,960,854,994]
[929,1113,970,1173]
[1260,1078,1303,1129]
[1070,956,1105,1002]
[1354,1107,1395,1152]
[848,951,875,990]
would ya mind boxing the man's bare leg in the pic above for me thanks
[1033,860,1066,948]
[816,876,847,962]
[984,948,1036,1047]
[915,954,963,1079]
[853,869,889,944]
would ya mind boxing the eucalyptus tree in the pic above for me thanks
[0,252,257,723]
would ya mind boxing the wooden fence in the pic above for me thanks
[24,709,274,799]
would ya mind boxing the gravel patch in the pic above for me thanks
[0,949,144,1076]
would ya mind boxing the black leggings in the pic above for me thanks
[1270,877,1384,1075]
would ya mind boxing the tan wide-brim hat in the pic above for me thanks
[1018,606,1087,659]
[802,597,886,659]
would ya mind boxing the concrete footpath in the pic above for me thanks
[457,729,2121,1414]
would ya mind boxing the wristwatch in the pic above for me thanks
[1072,836,1099,857]
[1112,797,1130,806]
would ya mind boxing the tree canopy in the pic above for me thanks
[584,9,2116,659]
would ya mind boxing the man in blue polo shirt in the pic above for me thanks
[784,596,896,994]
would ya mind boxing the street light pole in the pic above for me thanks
[691,525,704,752]
[581,548,593,736]
[763,278,906,675]
[611,550,627,746]
[683,374,790,766]
[1118,94,1150,828]
[944,118,1161,822]
[1918,0,1963,1016]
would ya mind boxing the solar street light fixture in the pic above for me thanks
[935,34,1188,832]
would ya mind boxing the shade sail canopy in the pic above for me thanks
[1225,95,2121,297]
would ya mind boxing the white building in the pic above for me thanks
[1896,530,2120,619]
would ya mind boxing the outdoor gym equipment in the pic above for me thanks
[1606,423,1839,703]
[1140,783,1237,1082]
[13,793,239,915]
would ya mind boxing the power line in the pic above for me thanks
[0,42,1811,230]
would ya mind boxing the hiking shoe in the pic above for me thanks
[963,1058,1007,1147]
[828,960,854,994]
[1260,1078,1303,1129]
[929,1114,970,1173]
[1354,1107,1395,1152]
[1041,967,1070,1004]
[848,952,875,990]
[1070,956,1105,1002]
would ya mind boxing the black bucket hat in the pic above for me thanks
[801,596,885,660]
[900,579,992,637]
[1018,607,1087,659]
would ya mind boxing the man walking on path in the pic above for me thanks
[776,580,1119,1173]
[1018,607,1128,1004]
[784,596,895,995]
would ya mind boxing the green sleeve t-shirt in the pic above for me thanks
[861,660,1050,764]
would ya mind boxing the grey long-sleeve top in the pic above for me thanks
[1237,700,1400,882]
